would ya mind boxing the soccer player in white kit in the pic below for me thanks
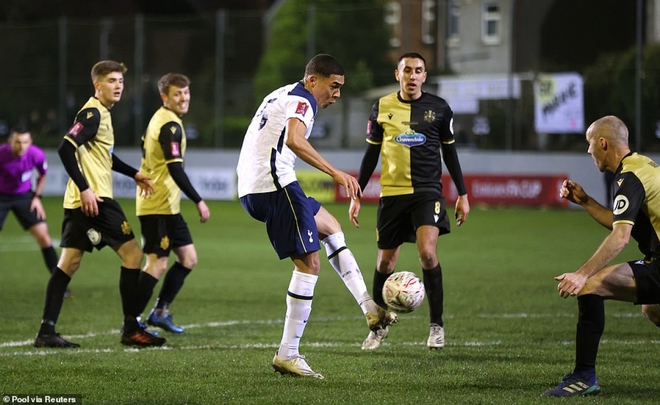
[237,54,397,379]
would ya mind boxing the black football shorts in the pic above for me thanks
[376,192,450,249]
[139,213,193,257]
[60,198,135,252]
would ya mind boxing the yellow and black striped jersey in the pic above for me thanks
[136,107,186,215]
[613,152,660,258]
[367,91,455,197]
[62,97,115,209]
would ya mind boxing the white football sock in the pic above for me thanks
[278,270,317,360]
[322,232,375,314]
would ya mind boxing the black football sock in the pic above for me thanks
[154,298,169,314]
[41,246,58,274]
[156,262,191,307]
[119,267,140,322]
[423,265,444,327]
[574,294,605,374]
[135,272,159,321]
[39,267,71,335]
[372,269,389,309]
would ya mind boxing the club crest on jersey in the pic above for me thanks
[170,142,180,157]
[424,110,436,122]
[68,122,83,137]
[295,101,309,116]
[395,130,426,147]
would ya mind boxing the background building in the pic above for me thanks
[1,0,659,151]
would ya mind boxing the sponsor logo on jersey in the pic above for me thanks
[295,101,309,116]
[395,130,426,147]
[171,142,180,157]
[68,122,84,137]
[613,195,629,215]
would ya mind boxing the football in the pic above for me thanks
[382,271,425,313]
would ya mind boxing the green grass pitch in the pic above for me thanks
[1,197,660,404]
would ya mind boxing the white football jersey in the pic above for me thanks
[237,81,317,197]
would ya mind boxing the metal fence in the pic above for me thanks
[0,10,263,148]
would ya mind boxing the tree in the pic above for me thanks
[254,0,392,103]
[583,43,660,151]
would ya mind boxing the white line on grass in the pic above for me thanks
[5,338,660,358]
[1,340,509,358]
[2,312,651,354]
[0,236,62,252]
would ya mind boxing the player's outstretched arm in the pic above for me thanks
[349,197,361,228]
[285,118,361,200]
[561,179,612,229]
[111,153,154,197]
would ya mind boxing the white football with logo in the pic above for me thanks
[382,271,425,313]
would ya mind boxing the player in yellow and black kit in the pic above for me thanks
[350,53,470,351]
[33,60,165,348]
[543,116,660,396]
[134,73,210,334]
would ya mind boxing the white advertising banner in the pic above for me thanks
[534,72,584,134]
[40,167,237,200]
[437,74,522,114]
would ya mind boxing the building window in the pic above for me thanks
[481,2,501,45]
[421,0,436,44]
[385,2,401,48]
[447,0,460,46]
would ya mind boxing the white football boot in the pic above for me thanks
[361,326,389,350]
[427,323,445,349]
[272,354,324,379]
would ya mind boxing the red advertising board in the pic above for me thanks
[336,173,568,208]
